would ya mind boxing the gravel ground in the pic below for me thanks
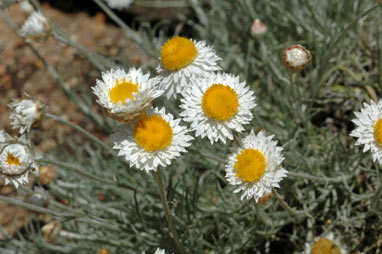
[0,2,145,237]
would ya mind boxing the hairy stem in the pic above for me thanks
[272,188,313,220]
[152,169,185,254]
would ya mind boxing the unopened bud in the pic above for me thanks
[24,188,50,208]
[20,12,51,42]
[250,19,267,39]
[282,44,312,72]
[42,221,61,242]
[39,166,57,185]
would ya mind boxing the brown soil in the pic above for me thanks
[0,2,145,237]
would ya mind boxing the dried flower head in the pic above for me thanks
[20,11,51,42]
[41,221,61,243]
[282,44,312,72]
[39,166,57,185]
[250,19,267,38]
[9,98,44,134]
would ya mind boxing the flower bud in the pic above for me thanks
[24,188,49,208]
[250,19,267,39]
[8,97,44,134]
[20,11,51,42]
[20,1,34,13]
[282,44,312,72]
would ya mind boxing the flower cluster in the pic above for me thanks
[92,36,288,203]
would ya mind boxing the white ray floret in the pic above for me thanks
[92,67,163,121]
[180,72,256,144]
[157,36,222,99]
[0,136,40,188]
[9,98,43,134]
[225,130,287,202]
[350,100,382,164]
[154,248,165,254]
[113,107,193,172]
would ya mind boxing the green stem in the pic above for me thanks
[287,171,346,183]
[272,188,313,220]
[309,3,379,102]
[38,158,137,192]
[152,169,185,254]
[134,0,187,8]
[45,113,113,154]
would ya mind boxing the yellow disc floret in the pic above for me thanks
[7,153,21,167]
[234,149,266,182]
[374,118,382,146]
[109,78,139,104]
[202,84,239,121]
[160,36,198,71]
[311,238,341,254]
[134,115,173,151]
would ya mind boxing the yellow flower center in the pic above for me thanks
[160,36,198,71]
[311,238,341,254]
[134,115,173,151]
[374,118,382,146]
[109,78,139,105]
[7,153,21,166]
[234,149,266,182]
[202,84,239,121]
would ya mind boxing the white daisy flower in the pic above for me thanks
[113,107,193,172]
[0,138,40,188]
[154,248,165,254]
[225,130,287,202]
[156,36,222,99]
[103,0,133,9]
[9,98,43,134]
[92,67,163,122]
[304,232,346,254]
[350,100,382,164]
[180,72,256,144]
[20,11,51,42]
